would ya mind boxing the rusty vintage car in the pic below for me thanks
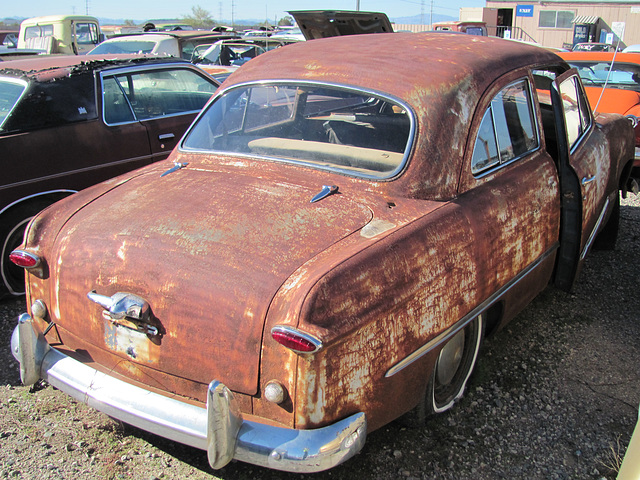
[0,55,219,297]
[560,51,640,191]
[9,32,635,472]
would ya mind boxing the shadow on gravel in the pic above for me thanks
[0,296,26,386]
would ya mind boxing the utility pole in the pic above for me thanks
[231,0,235,28]
[356,0,360,11]
[86,0,89,15]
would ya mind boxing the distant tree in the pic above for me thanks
[123,19,136,26]
[278,16,294,26]
[182,5,215,29]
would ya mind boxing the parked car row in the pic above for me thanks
[7,15,635,474]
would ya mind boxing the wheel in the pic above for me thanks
[429,314,484,413]
[1,199,57,297]
[593,193,620,250]
[400,314,484,426]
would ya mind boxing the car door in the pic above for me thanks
[110,65,219,162]
[457,75,561,313]
[549,70,611,290]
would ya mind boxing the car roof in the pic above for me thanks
[0,54,191,80]
[226,32,563,101]
[108,31,238,41]
[559,51,640,64]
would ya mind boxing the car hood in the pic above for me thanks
[48,165,373,395]
[288,10,393,40]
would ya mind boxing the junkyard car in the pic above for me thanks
[560,51,640,189]
[0,55,219,296]
[10,32,635,472]
[87,31,238,60]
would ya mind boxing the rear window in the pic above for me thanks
[25,24,54,39]
[0,78,27,130]
[182,83,413,178]
[91,41,158,54]
[0,72,97,133]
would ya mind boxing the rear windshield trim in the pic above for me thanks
[0,76,28,131]
[179,79,416,181]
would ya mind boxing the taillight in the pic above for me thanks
[271,326,322,354]
[9,249,41,269]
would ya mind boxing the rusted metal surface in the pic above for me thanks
[17,32,634,444]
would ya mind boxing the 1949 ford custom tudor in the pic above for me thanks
[9,31,635,472]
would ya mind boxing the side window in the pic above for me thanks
[102,76,135,124]
[108,69,217,121]
[76,23,100,45]
[472,79,538,175]
[559,76,592,149]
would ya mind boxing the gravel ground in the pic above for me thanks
[0,194,639,480]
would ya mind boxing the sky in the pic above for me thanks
[3,0,487,23]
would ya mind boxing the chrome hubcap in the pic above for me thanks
[436,329,465,386]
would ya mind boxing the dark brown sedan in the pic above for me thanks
[0,54,219,296]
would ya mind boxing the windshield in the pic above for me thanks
[193,43,265,66]
[569,61,640,90]
[90,40,158,54]
[0,78,27,130]
[182,83,412,178]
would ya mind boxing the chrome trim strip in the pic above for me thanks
[385,245,559,378]
[580,196,611,261]
[11,316,367,473]
[0,156,153,192]
[0,190,76,216]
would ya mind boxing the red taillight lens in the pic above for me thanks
[271,326,322,353]
[9,250,40,268]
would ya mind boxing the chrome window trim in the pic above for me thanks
[0,76,29,131]
[385,244,559,377]
[179,79,417,181]
[100,63,217,127]
[471,77,541,178]
[568,75,594,156]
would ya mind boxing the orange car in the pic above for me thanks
[560,51,640,189]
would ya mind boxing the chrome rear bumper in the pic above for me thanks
[11,313,367,472]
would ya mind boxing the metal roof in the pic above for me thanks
[572,15,600,24]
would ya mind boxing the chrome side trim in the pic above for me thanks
[11,316,367,473]
[385,245,558,377]
[0,155,154,192]
[0,190,76,216]
[580,196,611,261]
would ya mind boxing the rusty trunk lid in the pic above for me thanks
[49,164,373,395]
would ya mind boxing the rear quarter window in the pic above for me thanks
[1,72,97,133]
[471,79,539,175]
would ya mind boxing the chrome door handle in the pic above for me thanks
[158,133,175,140]
[581,175,596,186]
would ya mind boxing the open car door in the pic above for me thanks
[550,69,611,291]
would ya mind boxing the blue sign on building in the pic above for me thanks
[516,5,534,17]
